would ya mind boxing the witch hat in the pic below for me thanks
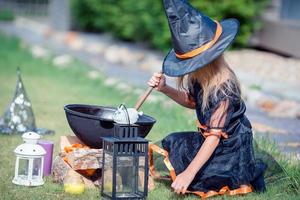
[0,68,54,135]
[162,0,239,77]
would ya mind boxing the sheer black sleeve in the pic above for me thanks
[203,98,234,139]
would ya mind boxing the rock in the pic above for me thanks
[118,47,134,64]
[257,99,278,112]
[225,49,300,103]
[69,39,84,50]
[252,122,287,135]
[43,28,54,39]
[269,100,300,118]
[140,56,162,72]
[51,32,65,44]
[116,83,132,93]
[244,89,264,107]
[64,32,77,43]
[104,45,145,65]
[245,88,281,112]
[31,45,49,59]
[118,48,145,65]
[104,78,118,86]
[85,43,105,54]
[52,54,73,68]
[132,52,145,63]
[64,32,84,50]
[87,70,100,80]
[226,49,300,86]
[104,45,121,63]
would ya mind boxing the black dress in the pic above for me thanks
[160,81,267,193]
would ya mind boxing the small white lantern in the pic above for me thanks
[12,132,46,186]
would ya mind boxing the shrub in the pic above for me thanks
[71,0,269,51]
[0,10,15,21]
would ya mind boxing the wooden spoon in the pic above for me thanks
[134,71,163,110]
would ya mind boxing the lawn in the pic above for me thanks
[0,33,299,200]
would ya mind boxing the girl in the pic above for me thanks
[147,0,266,198]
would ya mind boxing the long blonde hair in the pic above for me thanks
[177,54,241,111]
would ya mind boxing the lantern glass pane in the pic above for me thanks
[116,156,137,198]
[138,156,146,193]
[18,158,29,176]
[103,153,113,197]
[33,158,42,176]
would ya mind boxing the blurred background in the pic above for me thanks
[0,0,299,156]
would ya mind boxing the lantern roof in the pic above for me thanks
[22,131,41,143]
[14,132,46,156]
[14,143,46,156]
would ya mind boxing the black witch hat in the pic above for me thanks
[162,0,240,77]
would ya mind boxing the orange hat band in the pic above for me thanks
[175,21,223,59]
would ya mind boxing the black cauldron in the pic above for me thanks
[64,104,156,148]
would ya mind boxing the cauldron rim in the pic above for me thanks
[64,104,116,121]
[64,104,156,124]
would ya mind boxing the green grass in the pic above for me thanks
[249,84,262,91]
[0,33,299,199]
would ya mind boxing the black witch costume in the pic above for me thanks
[150,81,266,198]
[149,0,267,198]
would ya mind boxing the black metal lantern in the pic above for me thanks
[101,123,149,199]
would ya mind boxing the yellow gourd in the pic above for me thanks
[63,170,85,195]
[64,183,85,194]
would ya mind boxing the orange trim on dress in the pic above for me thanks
[175,21,223,59]
[196,120,228,139]
[149,144,253,199]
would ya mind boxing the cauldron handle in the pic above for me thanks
[117,104,131,126]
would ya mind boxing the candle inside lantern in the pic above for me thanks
[37,140,54,176]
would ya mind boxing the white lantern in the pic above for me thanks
[12,132,46,186]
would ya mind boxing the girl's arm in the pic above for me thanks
[161,85,195,109]
[172,135,220,194]
[148,72,195,109]
[171,99,230,194]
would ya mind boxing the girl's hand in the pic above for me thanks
[148,72,167,92]
[171,170,195,195]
